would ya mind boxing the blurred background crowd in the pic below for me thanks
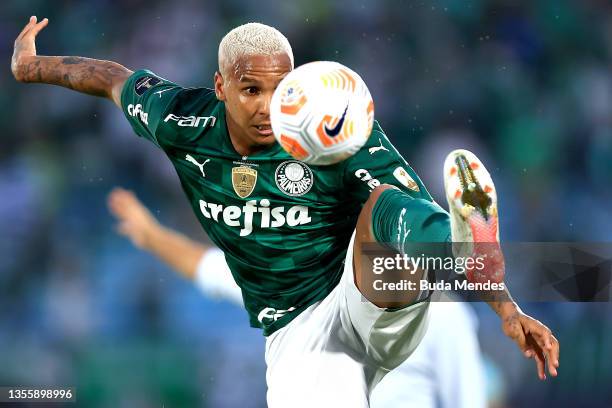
[1,0,611,406]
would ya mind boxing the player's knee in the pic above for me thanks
[365,184,399,209]
[356,184,398,239]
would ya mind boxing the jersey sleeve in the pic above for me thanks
[120,69,183,148]
[342,121,433,204]
[194,248,244,307]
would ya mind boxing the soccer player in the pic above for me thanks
[12,17,559,406]
[107,187,487,408]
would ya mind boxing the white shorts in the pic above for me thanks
[265,232,430,407]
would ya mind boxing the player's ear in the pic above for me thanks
[214,71,226,101]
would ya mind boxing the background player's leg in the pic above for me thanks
[353,184,451,308]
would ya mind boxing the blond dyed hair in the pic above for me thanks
[218,22,294,77]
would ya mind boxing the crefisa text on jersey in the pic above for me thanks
[199,198,312,237]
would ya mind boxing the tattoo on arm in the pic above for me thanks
[483,287,519,318]
[18,56,132,99]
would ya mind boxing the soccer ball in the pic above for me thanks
[270,61,374,165]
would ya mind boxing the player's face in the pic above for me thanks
[215,53,292,154]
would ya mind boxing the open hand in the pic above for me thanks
[12,16,48,81]
[107,188,160,249]
[502,309,560,380]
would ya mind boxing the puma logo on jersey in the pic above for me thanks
[199,198,312,237]
[164,114,216,128]
[368,138,389,155]
[185,154,210,178]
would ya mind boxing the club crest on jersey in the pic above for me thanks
[393,166,420,192]
[232,166,258,198]
[275,161,314,197]
[134,75,162,95]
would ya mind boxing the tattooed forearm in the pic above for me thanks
[61,56,81,65]
[15,55,132,99]
[482,287,520,318]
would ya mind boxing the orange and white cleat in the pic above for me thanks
[443,149,505,284]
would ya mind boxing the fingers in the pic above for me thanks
[107,187,156,233]
[112,189,144,215]
[534,347,546,380]
[547,335,560,376]
[524,335,546,380]
[110,187,137,204]
[506,315,553,380]
[521,316,560,379]
[525,321,559,376]
[108,187,130,203]
[30,17,49,37]
[17,16,48,41]
[513,326,528,354]
[107,187,134,218]
[17,16,37,40]
[107,188,123,214]
[528,326,550,354]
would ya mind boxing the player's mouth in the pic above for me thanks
[254,124,273,136]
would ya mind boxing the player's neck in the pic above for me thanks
[229,134,261,156]
[226,120,270,156]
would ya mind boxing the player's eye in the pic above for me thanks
[243,86,260,95]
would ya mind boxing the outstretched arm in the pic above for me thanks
[11,16,132,108]
[107,188,207,280]
[108,188,243,305]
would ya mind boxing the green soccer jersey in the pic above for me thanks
[121,70,439,335]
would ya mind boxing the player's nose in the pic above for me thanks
[257,93,272,117]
